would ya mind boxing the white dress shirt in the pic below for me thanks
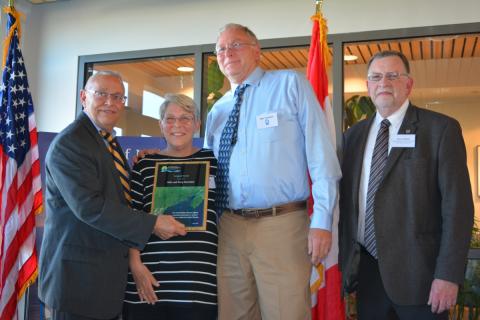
[357,99,410,244]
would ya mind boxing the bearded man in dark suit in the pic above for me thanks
[339,50,473,319]
[39,71,186,320]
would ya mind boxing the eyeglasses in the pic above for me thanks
[367,72,410,82]
[163,115,195,125]
[214,42,256,56]
[85,90,127,103]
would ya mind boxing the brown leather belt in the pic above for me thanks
[227,200,307,218]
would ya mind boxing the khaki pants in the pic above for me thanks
[217,209,311,320]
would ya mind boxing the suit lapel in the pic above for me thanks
[381,104,419,181]
[78,112,105,149]
[78,112,128,201]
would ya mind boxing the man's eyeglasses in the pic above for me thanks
[367,72,410,82]
[215,42,256,56]
[85,90,127,103]
[163,115,195,125]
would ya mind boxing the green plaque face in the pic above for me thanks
[152,161,209,231]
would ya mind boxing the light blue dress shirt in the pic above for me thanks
[204,67,341,230]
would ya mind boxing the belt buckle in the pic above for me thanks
[242,209,261,218]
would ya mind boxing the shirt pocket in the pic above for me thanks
[256,112,299,143]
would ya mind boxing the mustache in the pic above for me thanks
[375,89,393,95]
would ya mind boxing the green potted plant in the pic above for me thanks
[206,60,225,111]
[451,221,480,319]
[344,95,376,129]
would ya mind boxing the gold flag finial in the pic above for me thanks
[315,0,323,14]
[9,0,14,8]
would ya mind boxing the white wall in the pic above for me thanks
[2,0,480,132]
[429,102,480,224]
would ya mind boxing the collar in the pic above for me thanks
[374,99,410,127]
[83,110,117,138]
[230,67,264,93]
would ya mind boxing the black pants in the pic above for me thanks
[357,248,448,320]
[51,309,119,320]
[122,303,217,320]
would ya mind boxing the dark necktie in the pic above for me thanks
[217,84,249,213]
[364,119,390,258]
[99,130,131,204]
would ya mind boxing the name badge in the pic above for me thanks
[256,113,278,129]
[391,134,415,148]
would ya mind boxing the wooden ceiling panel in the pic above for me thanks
[259,52,277,70]
[389,41,402,53]
[464,36,476,58]
[358,44,372,64]
[411,40,422,60]
[378,42,390,52]
[452,38,464,58]
[290,49,308,66]
[347,45,365,64]
[281,50,303,68]
[433,41,442,60]
[443,39,454,59]
[472,37,480,57]
[400,41,413,60]
[343,34,479,65]
[368,44,381,57]
[269,51,289,69]
[95,34,479,78]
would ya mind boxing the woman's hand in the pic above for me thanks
[130,253,159,304]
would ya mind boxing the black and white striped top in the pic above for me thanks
[124,148,218,309]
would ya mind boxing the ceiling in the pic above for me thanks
[94,34,480,108]
[344,34,480,64]
[95,34,479,77]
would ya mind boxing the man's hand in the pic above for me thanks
[153,215,186,239]
[428,278,459,314]
[130,259,159,304]
[308,228,332,266]
[133,148,161,164]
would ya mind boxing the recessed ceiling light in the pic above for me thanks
[344,55,358,61]
[177,66,194,72]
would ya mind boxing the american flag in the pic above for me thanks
[0,8,43,320]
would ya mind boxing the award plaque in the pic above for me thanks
[151,161,209,231]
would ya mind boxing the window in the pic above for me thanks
[201,45,334,125]
[142,90,165,120]
[83,54,196,137]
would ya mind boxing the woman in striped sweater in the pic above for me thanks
[123,94,218,320]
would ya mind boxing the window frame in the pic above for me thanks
[77,22,480,147]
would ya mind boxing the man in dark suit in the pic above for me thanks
[39,71,186,320]
[339,50,474,319]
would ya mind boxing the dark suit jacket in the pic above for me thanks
[39,113,157,319]
[339,104,474,305]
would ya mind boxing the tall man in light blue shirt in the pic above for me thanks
[204,23,341,320]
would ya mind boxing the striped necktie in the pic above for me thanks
[99,130,131,204]
[364,119,390,258]
[217,84,249,213]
